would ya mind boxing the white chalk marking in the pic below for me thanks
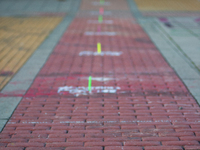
[87,20,113,24]
[81,77,114,82]
[84,31,116,36]
[89,77,114,82]
[79,51,122,56]
[8,119,199,124]
[57,86,121,96]
[92,1,110,6]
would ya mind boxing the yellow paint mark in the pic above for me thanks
[0,17,63,90]
[134,0,200,11]
[97,42,101,53]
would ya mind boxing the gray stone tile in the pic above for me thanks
[193,95,200,105]
[0,0,76,16]
[183,79,200,96]
[135,14,200,106]
[0,97,21,119]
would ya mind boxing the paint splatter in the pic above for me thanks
[92,1,110,6]
[98,15,103,23]
[99,7,104,15]
[159,17,173,28]
[159,17,168,23]
[164,22,173,28]
[86,77,114,82]
[87,20,113,24]
[57,86,121,96]
[84,31,116,36]
[97,42,101,54]
[195,17,200,22]
[97,25,101,32]
[88,76,92,92]
[79,51,122,56]
[89,11,112,15]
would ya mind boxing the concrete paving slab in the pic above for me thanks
[154,18,200,72]
[0,0,76,16]
[0,97,21,119]
[183,79,200,96]
[194,95,200,105]
[0,120,7,132]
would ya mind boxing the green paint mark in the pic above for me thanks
[100,0,105,5]
[88,76,92,92]
[98,15,103,23]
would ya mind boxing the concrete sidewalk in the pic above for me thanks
[0,0,200,149]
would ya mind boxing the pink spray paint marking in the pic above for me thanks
[159,17,168,23]
[99,7,104,15]
[195,17,200,22]
[98,25,101,32]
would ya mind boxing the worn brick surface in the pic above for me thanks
[0,0,200,149]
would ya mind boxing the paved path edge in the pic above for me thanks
[127,0,200,105]
[0,0,81,132]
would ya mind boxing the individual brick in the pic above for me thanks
[65,147,103,150]
[0,139,28,143]
[26,148,64,150]
[46,142,83,147]
[85,142,122,147]
[49,134,84,138]
[105,146,143,150]
[12,134,48,138]
[162,141,199,146]
[123,141,161,146]
[0,148,24,150]
[144,146,183,150]
[142,137,179,141]
[104,137,141,142]
[180,136,200,141]
[85,133,122,138]
[67,138,103,142]
[184,146,200,150]
[7,143,44,147]
[29,138,65,143]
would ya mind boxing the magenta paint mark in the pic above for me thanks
[159,17,168,23]
[0,90,26,97]
[97,25,101,32]
[99,7,104,15]
[159,17,173,28]
[195,17,200,22]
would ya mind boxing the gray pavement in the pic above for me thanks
[128,0,200,104]
[0,0,75,16]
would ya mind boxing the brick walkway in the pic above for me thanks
[1,0,200,150]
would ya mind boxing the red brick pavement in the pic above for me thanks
[1,0,200,149]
